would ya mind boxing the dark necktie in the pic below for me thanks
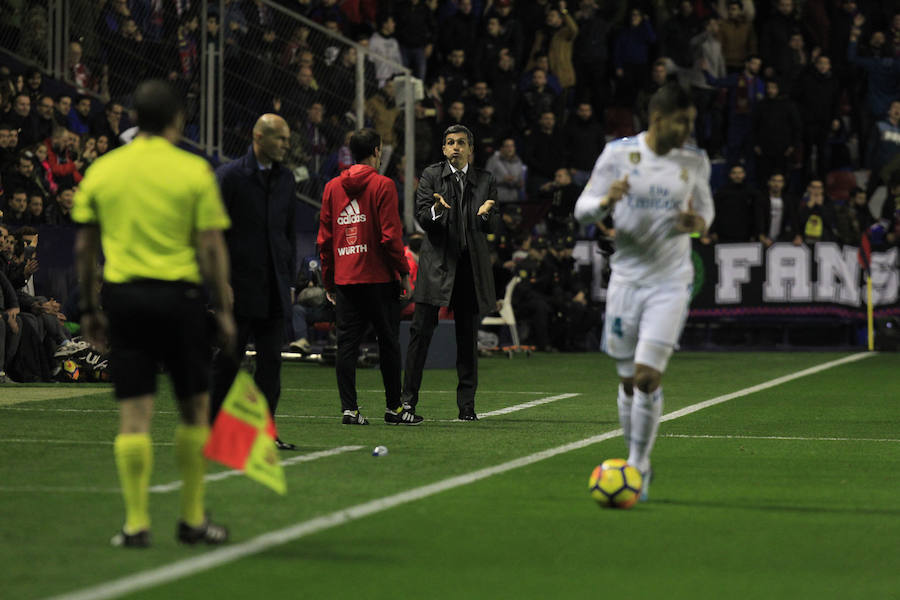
[456,170,467,251]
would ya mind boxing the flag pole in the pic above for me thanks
[859,231,874,351]
[866,273,874,351]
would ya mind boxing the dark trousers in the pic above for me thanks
[512,289,552,350]
[803,121,830,180]
[210,315,284,422]
[0,314,22,372]
[335,282,402,413]
[402,252,479,415]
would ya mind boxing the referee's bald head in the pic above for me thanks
[134,80,184,135]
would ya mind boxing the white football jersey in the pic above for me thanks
[575,132,714,286]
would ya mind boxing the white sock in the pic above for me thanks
[617,384,633,452]
[628,386,663,473]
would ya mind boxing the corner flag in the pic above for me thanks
[204,371,287,494]
[858,230,874,351]
[858,229,872,273]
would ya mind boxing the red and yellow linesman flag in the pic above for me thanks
[204,371,287,494]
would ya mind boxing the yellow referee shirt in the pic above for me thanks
[73,136,231,284]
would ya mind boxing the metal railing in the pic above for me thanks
[1,0,417,228]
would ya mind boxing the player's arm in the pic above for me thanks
[575,147,624,224]
[675,155,715,235]
[575,148,625,224]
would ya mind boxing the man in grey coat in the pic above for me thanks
[402,125,497,420]
[485,137,526,204]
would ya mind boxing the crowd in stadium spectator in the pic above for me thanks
[1,0,900,360]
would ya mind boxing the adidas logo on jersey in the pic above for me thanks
[337,199,367,225]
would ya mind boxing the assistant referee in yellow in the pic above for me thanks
[74,80,237,548]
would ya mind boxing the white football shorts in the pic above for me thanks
[602,279,692,373]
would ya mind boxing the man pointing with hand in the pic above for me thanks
[402,124,498,421]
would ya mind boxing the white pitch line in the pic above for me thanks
[44,352,874,600]
[658,352,874,425]
[283,388,551,395]
[148,446,364,493]
[433,392,581,422]
[662,434,900,443]
[475,393,580,418]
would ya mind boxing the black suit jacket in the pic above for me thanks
[216,149,296,319]
[414,161,497,315]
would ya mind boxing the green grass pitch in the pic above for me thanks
[1,351,898,599]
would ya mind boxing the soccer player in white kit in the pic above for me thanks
[574,84,714,500]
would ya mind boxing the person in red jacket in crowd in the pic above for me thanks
[43,127,83,187]
[400,232,424,319]
[317,128,419,426]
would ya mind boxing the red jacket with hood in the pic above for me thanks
[318,164,409,288]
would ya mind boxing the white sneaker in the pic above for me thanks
[54,339,89,357]
[289,338,312,353]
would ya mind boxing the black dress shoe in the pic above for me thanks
[458,412,478,421]
[275,438,297,450]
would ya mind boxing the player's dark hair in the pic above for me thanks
[349,128,381,162]
[443,124,474,148]
[134,80,183,134]
[648,83,694,117]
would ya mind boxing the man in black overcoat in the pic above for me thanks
[210,113,297,449]
[402,125,497,420]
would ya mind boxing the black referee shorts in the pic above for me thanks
[102,280,212,400]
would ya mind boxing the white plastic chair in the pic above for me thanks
[481,276,521,349]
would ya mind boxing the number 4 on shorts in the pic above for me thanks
[611,317,624,338]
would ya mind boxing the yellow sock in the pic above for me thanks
[175,424,209,527]
[114,433,153,534]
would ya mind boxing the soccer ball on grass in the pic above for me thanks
[589,458,642,509]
